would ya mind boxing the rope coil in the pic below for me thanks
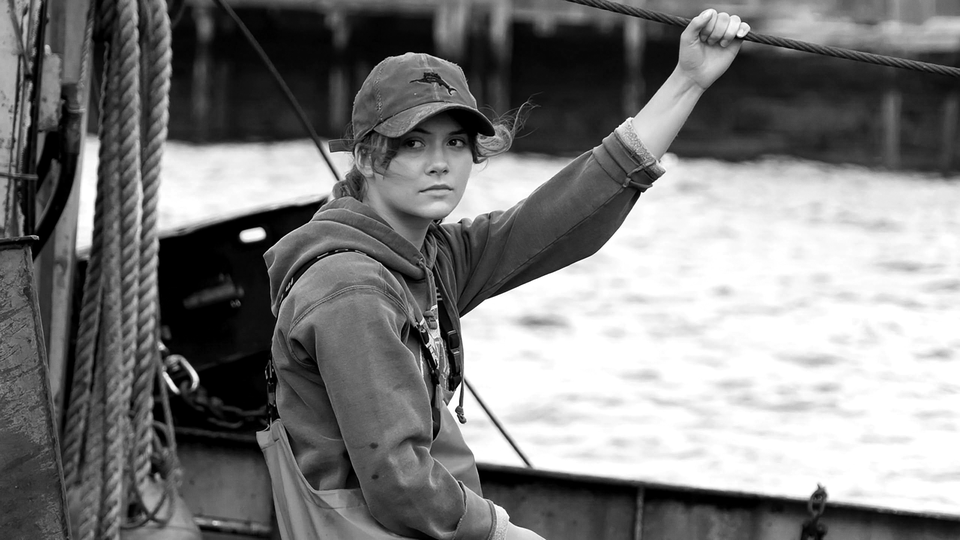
[60,0,177,538]
[564,0,960,79]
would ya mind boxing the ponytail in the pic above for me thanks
[333,168,366,199]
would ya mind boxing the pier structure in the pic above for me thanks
[185,0,705,136]
[178,0,960,172]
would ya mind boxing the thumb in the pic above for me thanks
[682,8,715,45]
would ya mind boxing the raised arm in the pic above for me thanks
[632,9,750,158]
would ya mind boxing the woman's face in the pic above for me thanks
[363,112,473,236]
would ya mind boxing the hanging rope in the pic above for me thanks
[60,1,99,495]
[60,0,177,538]
[563,0,960,79]
[131,0,171,500]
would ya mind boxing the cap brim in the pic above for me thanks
[375,102,496,139]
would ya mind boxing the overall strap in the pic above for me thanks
[266,249,365,423]
[432,272,465,423]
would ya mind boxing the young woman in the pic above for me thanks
[262,9,750,540]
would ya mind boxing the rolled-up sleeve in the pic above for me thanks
[439,127,667,315]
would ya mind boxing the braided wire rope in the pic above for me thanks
[564,0,960,79]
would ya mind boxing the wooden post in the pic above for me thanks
[435,0,470,62]
[468,13,487,107]
[489,0,513,114]
[532,0,556,37]
[192,3,215,142]
[940,90,959,174]
[327,10,351,134]
[0,237,70,540]
[881,69,902,169]
[1,0,37,239]
[622,0,646,116]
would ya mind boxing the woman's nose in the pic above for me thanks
[426,148,449,175]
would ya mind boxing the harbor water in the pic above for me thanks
[80,139,960,516]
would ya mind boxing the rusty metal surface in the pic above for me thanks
[0,238,70,540]
[176,430,275,534]
[479,463,960,540]
[482,469,639,539]
[173,427,960,540]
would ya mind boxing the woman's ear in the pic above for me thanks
[355,148,375,179]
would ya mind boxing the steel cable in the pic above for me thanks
[564,0,960,79]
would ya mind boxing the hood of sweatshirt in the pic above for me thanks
[264,197,438,316]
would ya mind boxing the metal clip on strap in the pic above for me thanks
[265,357,279,423]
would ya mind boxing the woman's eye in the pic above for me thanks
[403,139,424,149]
[449,138,467,148]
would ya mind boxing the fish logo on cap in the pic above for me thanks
[411,71,457,95]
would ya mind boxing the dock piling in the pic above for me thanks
[192,3,215,142]
[489,0,513,114]
[622,0,646,115]
[940,90,958,174]
[326,10,351,136]
[435,0,470,62]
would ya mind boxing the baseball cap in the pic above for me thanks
[328,53,496,152]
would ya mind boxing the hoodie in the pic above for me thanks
[263,129,663,540]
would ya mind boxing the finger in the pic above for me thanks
[706,12,731,45]
[737,21,751,39]
[683,8,715,44]
[719,15,741,47]
[700,10,719,43]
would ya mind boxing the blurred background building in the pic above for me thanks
[121,0,960,172]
